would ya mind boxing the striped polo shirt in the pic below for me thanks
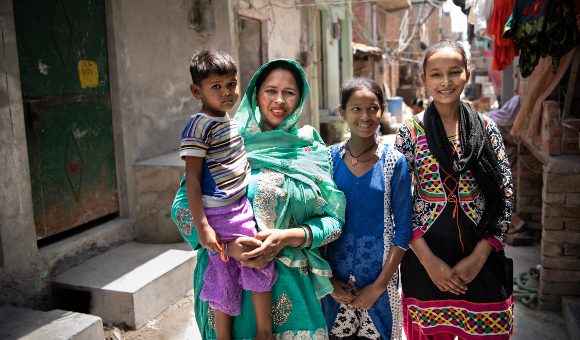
[180,113,249,207]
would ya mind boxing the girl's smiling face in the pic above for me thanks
[342,89,382,139]
[421,47,470,106]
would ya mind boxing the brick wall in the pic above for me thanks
[383,9,404,50]
[542,100,580,156]
[535,100,580,309]
[540,157,580,309]
[352,2,371,45]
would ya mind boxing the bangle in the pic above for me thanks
[220,242,229,263]
[300,225,310,248]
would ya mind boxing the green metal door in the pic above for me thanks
[14,0,118,239]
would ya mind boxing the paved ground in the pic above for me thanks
[506,244,569,340]
[104,243,569,340]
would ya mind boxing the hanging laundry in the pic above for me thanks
[504,0,579,78]
[488,0,518,71]
[468,0,494,36]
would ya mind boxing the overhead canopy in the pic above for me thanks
[375,0,412,12]
[352,42,382,56]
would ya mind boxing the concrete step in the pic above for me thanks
[0,305,103,340]
[562,296,580,340]
[52,242,196,329]
[135,151,184,243]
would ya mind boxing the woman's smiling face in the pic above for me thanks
[257,68,300,131]
[421,47,470,106]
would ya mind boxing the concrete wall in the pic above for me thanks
[0,0,38,273]
[109,0,235,163]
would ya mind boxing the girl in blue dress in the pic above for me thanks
[322,78,413,340]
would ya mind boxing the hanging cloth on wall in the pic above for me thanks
[488,0,518,71]
[504,0,580,78]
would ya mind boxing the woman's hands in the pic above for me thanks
[330,278,357,305]
[350,281,385,310]
[452,240,493,285]
[453,256,483,285]
[226,229,288,269]
[242,229,286,268]
[423,256,467,295]
[410,237,467,295]
[330,279,385,310]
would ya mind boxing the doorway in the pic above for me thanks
[13,0,119,239]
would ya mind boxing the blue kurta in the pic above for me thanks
[322,142,412,340]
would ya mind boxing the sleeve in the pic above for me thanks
[396,120,426,241]
[391,154,413,250]
[304,215,342,250]
[180,115,213,159]
[304,144,345,249]
[171,176,201,250]
[484,119,514,250]
[395,121,416,180]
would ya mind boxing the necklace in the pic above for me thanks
[345,140,377,166]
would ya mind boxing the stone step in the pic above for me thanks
[52,242,196,329]
[562,296,580,340]
[135,151,184,243]
[0,305,103,340]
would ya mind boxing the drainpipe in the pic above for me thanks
[371,3,377,46]
[371,3,377,79]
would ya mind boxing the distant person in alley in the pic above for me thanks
[321,78,413,339]
[396,39,515,339]
[173,58,346,339]
[174,48,276,340]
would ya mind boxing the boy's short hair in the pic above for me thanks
[189,48,237,85]
[412,98,423,107]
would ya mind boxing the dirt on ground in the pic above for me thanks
[104,291,200,340]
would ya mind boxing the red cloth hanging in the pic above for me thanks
[488,0,518,71]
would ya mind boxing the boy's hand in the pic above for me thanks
[198,225,222,253]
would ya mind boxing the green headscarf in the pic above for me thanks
[235,59,345,298]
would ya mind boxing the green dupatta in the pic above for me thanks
[234,59,345,298]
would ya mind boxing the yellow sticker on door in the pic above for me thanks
[78,60,99,88]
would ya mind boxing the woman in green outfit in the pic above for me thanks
[172,59,346,339]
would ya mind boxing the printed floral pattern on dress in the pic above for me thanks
[253,169,286,229]
[314,197,325,215]
[320,230,341,247]
[272,293,293,326]
[176,207,193,235]
[277,328,327,340]
[207,307,215,330]
[395,116,513,244]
